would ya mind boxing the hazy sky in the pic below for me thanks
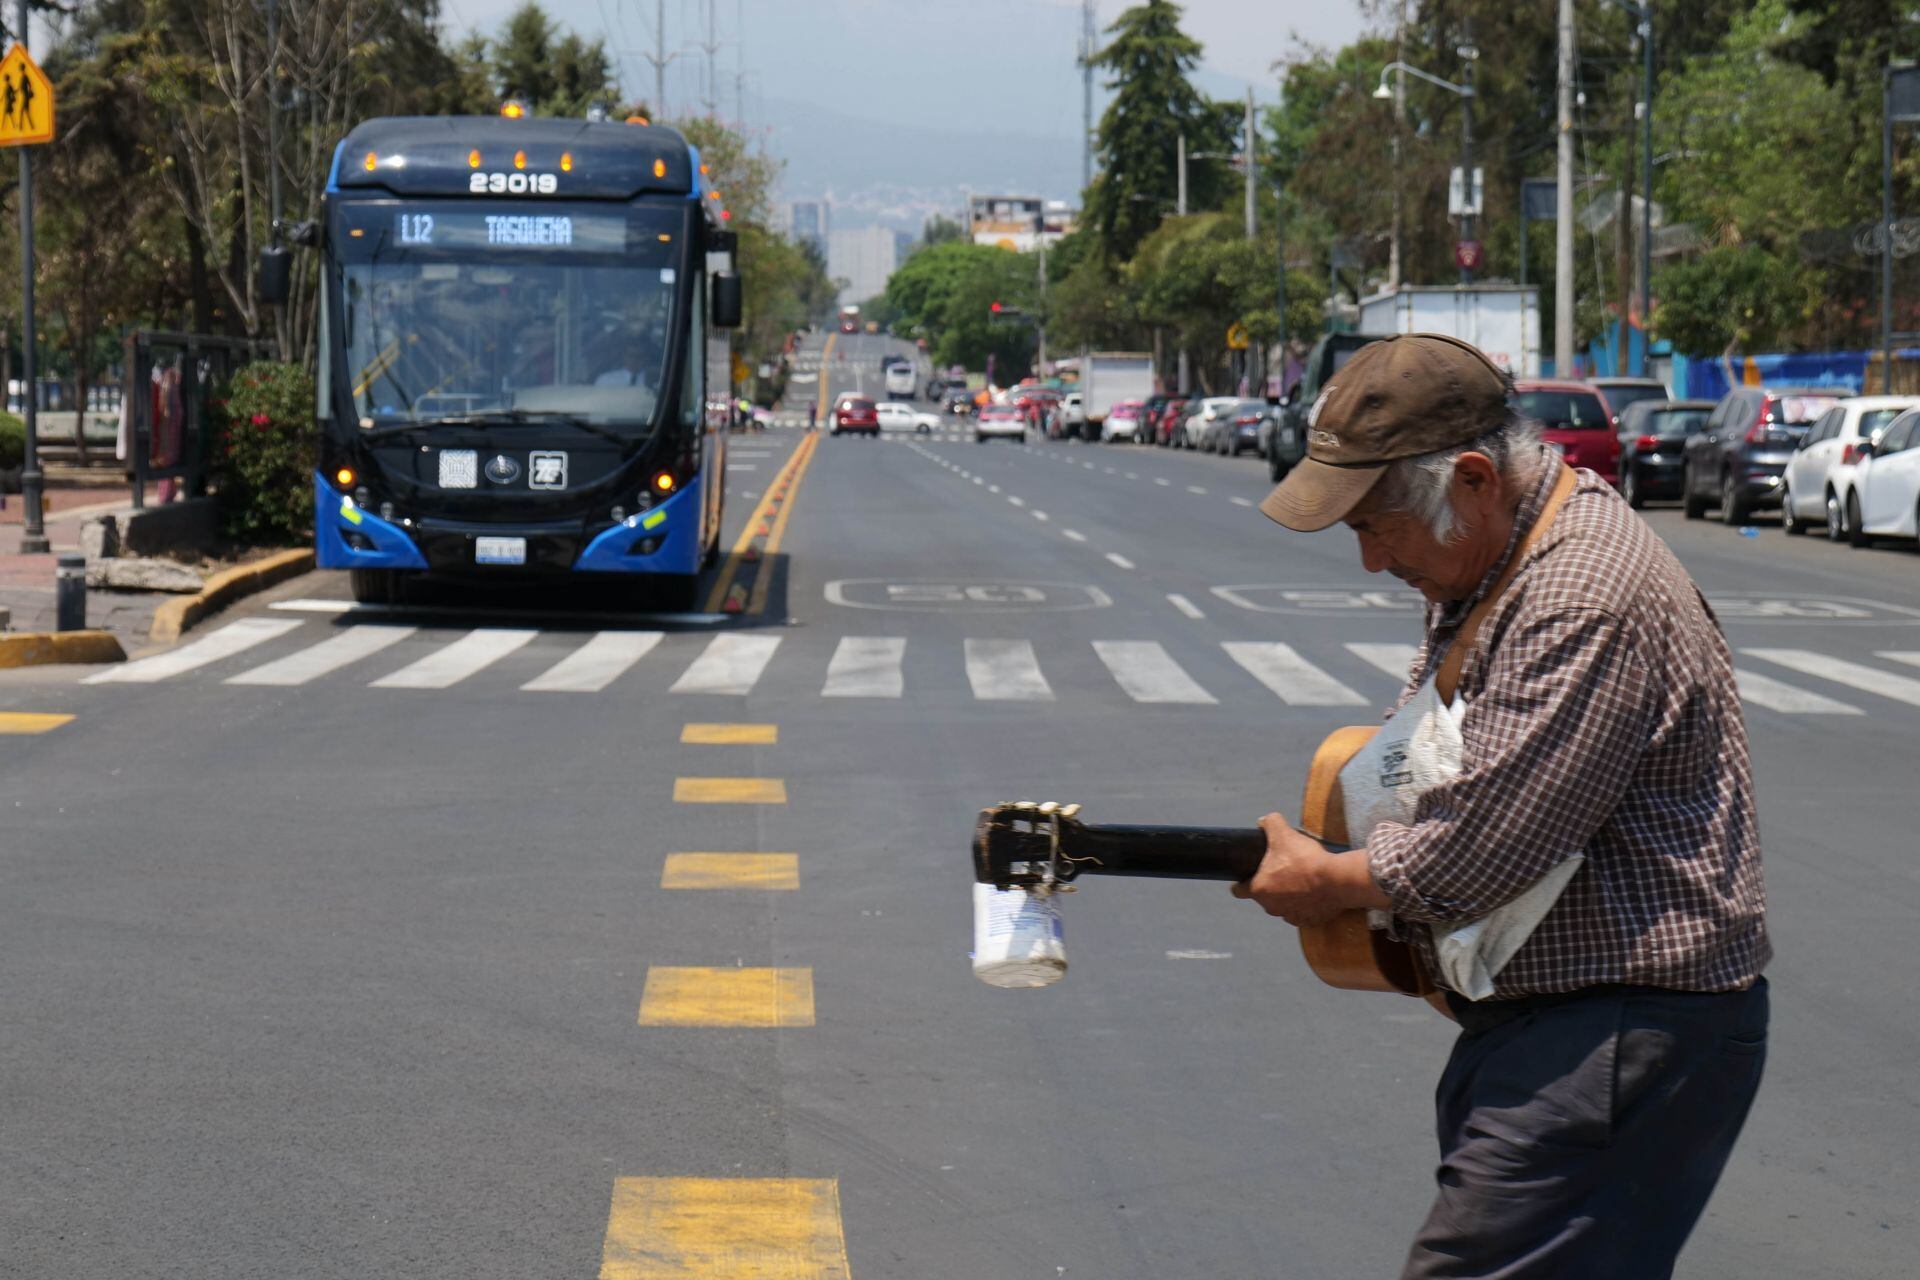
[442,1,1379,202]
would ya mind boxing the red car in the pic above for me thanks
[1512,380,1620,483]
[832,395,879,436]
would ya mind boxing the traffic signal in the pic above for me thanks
[990,301,1003,314]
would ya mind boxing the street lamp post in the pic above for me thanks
[1373,60,1477,284]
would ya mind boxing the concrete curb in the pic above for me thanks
[0,630,127,669]
[149,548,314,646]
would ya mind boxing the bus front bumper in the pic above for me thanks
[313,472,701,576]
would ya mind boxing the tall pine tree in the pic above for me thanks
[1083,1,1230,263]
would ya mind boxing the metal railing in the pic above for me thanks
[123,330,277,509]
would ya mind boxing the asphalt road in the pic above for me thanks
[1,329,1914,1277]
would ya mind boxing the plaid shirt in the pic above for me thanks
[1367,460,1771,999]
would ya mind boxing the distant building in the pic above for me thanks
[828,226,897,305]
[789,200,829,253]
[969,196,1076,252]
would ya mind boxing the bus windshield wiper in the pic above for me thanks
[453,409,639,450]
[359,411,640,449]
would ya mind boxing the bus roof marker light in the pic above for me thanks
[513,150,527,170]
[626,115,650,125]
[501,99,528,119]
[468,149,482,168]
[560,152,573,172]
[362,151,377,171]
[653,158,667,179]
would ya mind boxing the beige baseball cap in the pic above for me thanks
[1259,333,1512,532]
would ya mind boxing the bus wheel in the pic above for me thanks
[349,568,409,606]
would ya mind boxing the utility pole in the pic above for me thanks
[1638,5,1653,376]
[641,0,678,119]
[1458,24,1476,285]
[1176,132,1188,394]
[1555,0,1576,374]
[1080,0,1096,197]
[695,0,721,117]
[1243,87,1255,240]
[16,0,44,553]
[1389,0,1405,290]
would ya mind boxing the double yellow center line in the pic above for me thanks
[702,430,821,615]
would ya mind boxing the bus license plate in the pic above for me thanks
[475,536,526,565]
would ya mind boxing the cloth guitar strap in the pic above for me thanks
[1433,463,1578,705]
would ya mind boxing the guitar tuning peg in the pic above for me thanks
[1060,803,1081,818]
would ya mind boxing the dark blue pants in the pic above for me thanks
[1401,979,1769,1279]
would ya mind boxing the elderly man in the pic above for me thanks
[1234,334,1769,1279]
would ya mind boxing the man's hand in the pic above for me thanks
[1230,812,1390,925]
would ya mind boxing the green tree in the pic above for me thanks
[1082,0,1230,262]
[1652,244,1820,357]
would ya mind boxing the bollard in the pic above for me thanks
[55,554,87,632]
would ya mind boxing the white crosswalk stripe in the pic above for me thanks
[822,636,905,698]
[68,616,1920,722]
[521,631,664,692]
[964,639,1053,701]
[1742,648,1920,708]
[1093,641,1216,704]
[85,618,303,684]
[371,629,538,689]
[1734,669,1861,715]
[1222,642,1368,706]
[226,624,417,686]
[1345,642,1420,680]
[670,634,781,695]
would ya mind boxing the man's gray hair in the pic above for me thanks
[1371,411,1548,544]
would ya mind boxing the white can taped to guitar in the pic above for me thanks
[971,882,1067,988]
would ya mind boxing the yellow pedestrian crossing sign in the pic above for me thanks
[0,44,53,147]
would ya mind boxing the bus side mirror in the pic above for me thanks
[712,273,743,329]
[258,244,292,306]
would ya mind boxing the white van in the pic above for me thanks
[884,361,917,398]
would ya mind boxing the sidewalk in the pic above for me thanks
[0,478,173,653]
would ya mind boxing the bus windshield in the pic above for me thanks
[331,200,686,437]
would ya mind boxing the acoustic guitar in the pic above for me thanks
[971,723,1439,1001]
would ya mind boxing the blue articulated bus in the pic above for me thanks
[311,115,740,608]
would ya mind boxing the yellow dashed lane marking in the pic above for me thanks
[0,713,74,734]
[662,853,799,890]
[680,722,778,745]
[638,967,815,1027]
[674,777,787,804]
[598,1177,851,1279]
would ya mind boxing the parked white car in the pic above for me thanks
[1838,405,1920,547]
[874,401,940,434]
[1180,396,1243,449]
[1101,400,1145,442]
[1783,395,1920,539]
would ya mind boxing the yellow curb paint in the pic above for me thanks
[0,712,75,734]
[598,1177,851,1280]
[702,431,818,613]
[638,967,815,1027]
[745,426,822,616]
[662,853,799,891]
[673,777,787,804]
[150,547,314,645]
[0,630,125,669]
[813,330,839,422]
[680,722,778,745]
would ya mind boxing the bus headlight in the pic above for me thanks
[610,505,626,524]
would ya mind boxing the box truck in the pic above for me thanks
[1355,285,1541,377]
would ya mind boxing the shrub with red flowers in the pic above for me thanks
[214,360,315,545]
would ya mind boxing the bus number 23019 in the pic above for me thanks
[469,172,559,195]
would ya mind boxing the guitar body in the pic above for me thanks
[1295,726,1436,998]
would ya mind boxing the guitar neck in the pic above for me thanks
[1040,822,1270,883]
